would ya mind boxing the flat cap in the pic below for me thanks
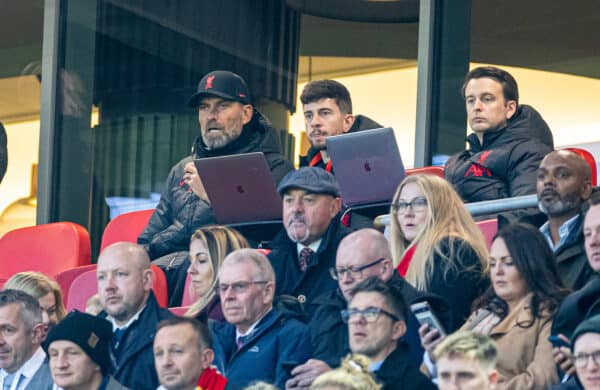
[277,167,340,197]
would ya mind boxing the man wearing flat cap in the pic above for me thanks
[267,167,352,318]
[138,70,293,305]
[47,311,129,390]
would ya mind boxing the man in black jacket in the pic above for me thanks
[267,167,351,317]
[537,150,594,290]
[138,70,293,260]
[298,79,381,172]
[445,66,554,203]
[286,228,447,389]
[97,242,173,390]
[347,278,436,390]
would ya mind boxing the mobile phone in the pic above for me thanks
[548,335,570,349]
[410,301,446,337]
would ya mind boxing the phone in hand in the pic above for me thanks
[548,335,570,349]
[410,301,446,337]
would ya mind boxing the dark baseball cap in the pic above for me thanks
[277,167,341,197]
[187,70,251,107]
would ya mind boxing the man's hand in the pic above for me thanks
[183,162,209,201]
[552,334,575,376]
[285,359,331,389]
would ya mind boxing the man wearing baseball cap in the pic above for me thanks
[138,70,294,305]
[266,167,352,317]
[46,311,129,390]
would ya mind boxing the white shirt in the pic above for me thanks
[0,347,46,390]
[107,304,146,331]
[296,239,321,257]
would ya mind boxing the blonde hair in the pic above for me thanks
[185,225,248,317]
[310,354,381,390]
[389,174,489,289]
[434,331,498,371]
[4,271,67,321]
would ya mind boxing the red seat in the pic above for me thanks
[54,264,98,307]
[476,218,498,249]
[66,264,169,311]
[406,166,445,178]
[169,306,191,316]
[100,209,154,251]
[0,222,91,279]
[565,147,597,186]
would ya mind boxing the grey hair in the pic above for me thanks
[0,289,43,329]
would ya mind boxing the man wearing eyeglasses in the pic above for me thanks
[286,229,447,390]
[345,277,436,389]
[564,314,600,390]
[211,249,311,389]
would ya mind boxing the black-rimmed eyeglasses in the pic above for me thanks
[329,258,385,280]
[391,197,428,215]
[341,306,400,323]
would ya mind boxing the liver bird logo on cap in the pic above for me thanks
[205,75,215,89]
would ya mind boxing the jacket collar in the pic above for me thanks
[490,293,534,336]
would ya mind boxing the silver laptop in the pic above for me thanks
[194,152,282,224]
[326,127,406,208]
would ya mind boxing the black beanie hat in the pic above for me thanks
[45,311,112,373]
[571,313,600,352]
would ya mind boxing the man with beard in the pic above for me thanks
[299,79,381,173]
[138,71,293,259]
[267,167,352,317]
[537,149,594,289]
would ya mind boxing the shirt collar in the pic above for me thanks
[235,308,272,340]
[0,346,46,382]
[296,239,321,256]
[539,214,580,251]
[368,360,384,372]
[107,304,146,331]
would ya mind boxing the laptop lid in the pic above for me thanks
[194,152,282,224]
[326,127,406,207]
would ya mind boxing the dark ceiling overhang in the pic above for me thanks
[286,0,419,23]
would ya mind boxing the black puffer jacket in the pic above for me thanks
[138,110,293,259]
[445,105,554,203]
[299,114,382,169]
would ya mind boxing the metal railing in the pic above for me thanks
[376,194,538,226]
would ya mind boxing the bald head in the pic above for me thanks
[97,242,153,326]
[335,229,394,301]
[537,150,593,219]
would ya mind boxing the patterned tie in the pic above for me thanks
[298,247,314,272]
[236,335,249,351]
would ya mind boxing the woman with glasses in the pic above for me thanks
[389,174,489,329]
[183,225,249,322]
[422,223,569,389]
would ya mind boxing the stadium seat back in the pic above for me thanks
[0,222,91,279]
[100,209,154,251]
[406,166,445,178]
[477,218,498,249]
[54,264,98,306]
[181,273,197,307]
[565,147,597,186]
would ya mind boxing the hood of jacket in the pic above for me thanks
[467,104,554,152]
[193,109,284,158]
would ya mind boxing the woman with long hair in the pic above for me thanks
[389,174,489,328]
[422,223,570,389]
[4,271,67,332]
[184,225,249,321]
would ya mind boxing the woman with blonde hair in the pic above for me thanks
[389,174,489,329]
[310,355,381,390]
[184,225,249,320]
[4,271,67,332]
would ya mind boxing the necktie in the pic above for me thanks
[3,373,15,390]
[236,335,249,351]
[298,247,313,272]
[112,327,126,352]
